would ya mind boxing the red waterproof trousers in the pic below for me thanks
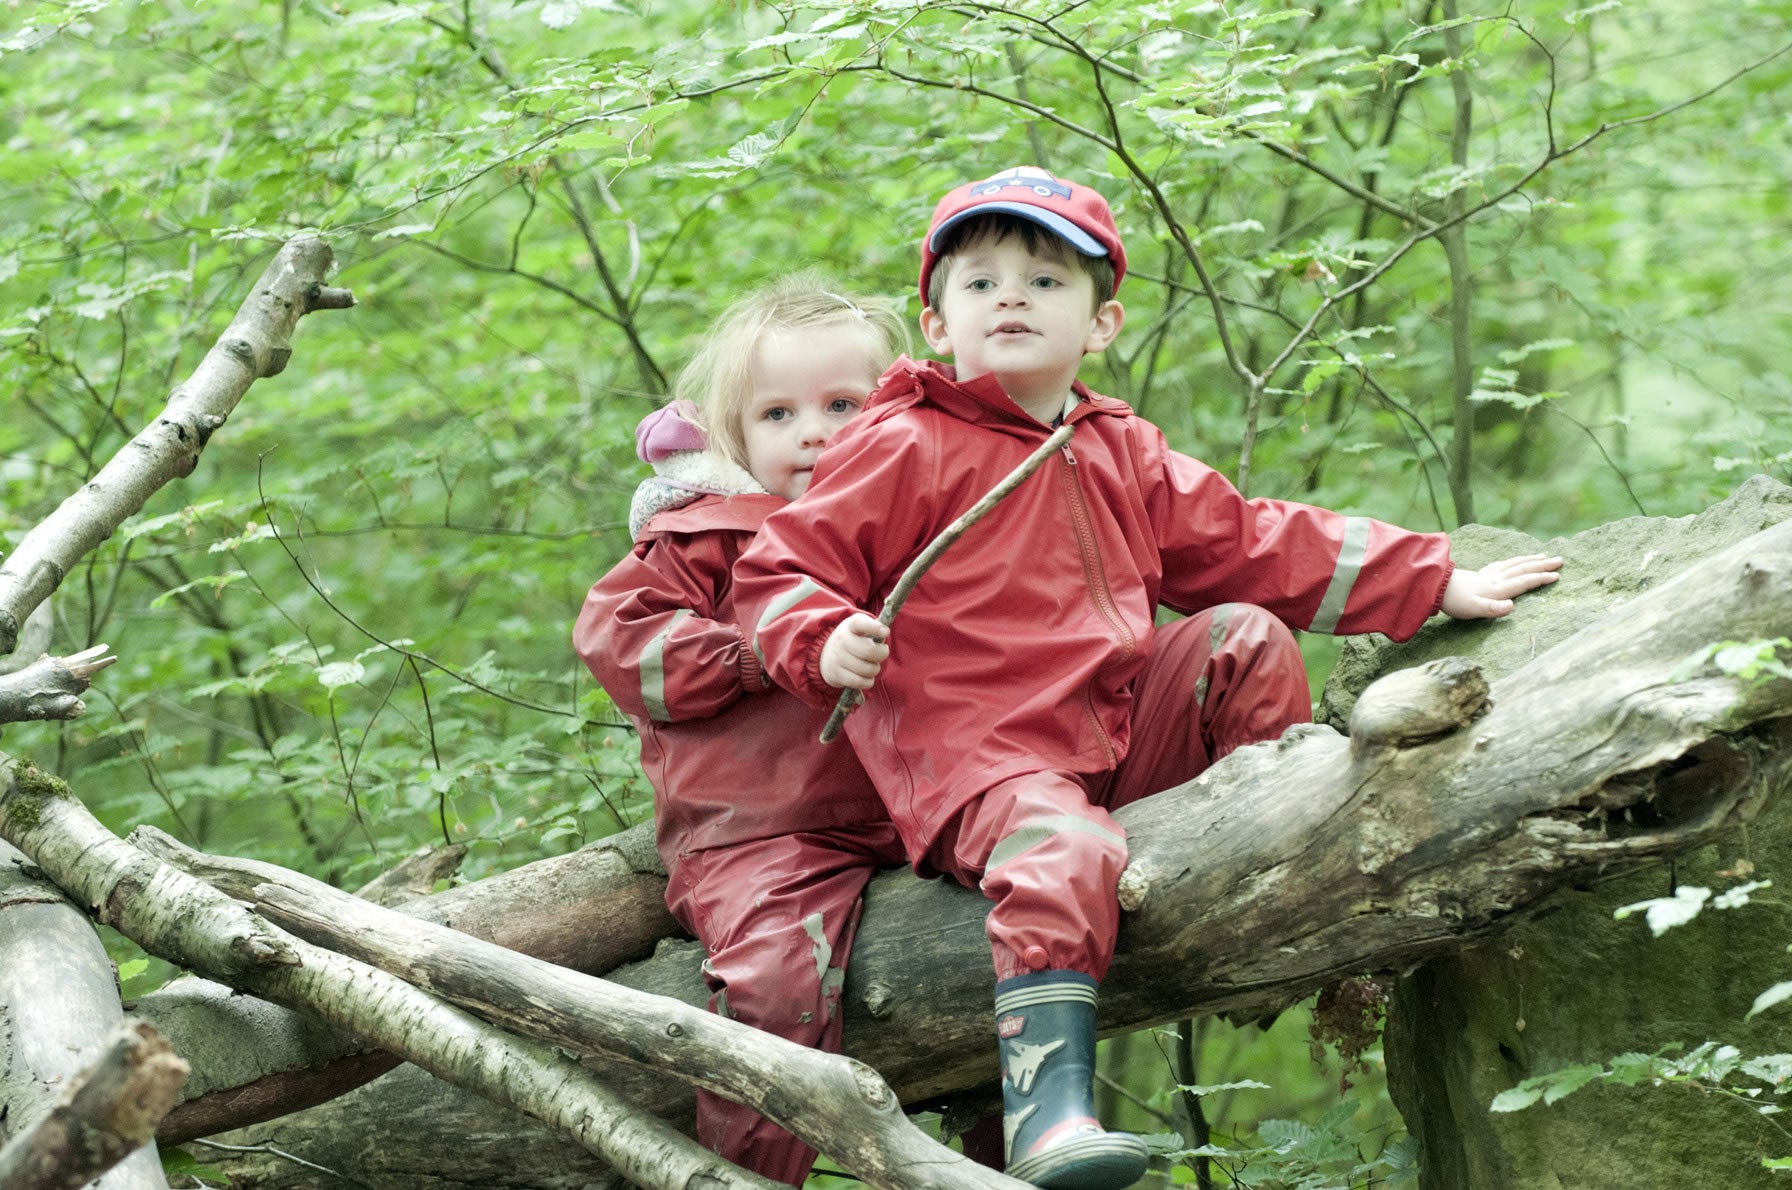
[922,604,1310,982]
[666,823,906,1185]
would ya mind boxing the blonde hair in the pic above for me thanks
[673,272,911,471]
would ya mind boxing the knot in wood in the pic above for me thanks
[863,980,895,1019]
[222,336,258,371]
[665,1021,685,1038]
[1116,861,1150,912]
[1348,656,1490,753]
[847,1059,894,1110]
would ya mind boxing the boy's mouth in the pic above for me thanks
[991,321,1036,337]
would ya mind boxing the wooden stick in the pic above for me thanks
[820,422,1076,743]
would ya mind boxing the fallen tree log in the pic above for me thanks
[130,828,1022,1190]
[0,1022,187,1190]
[0,762,1020,1190]
[125,507,1792,1186]
[0,843,168,1190]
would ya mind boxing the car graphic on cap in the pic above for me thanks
[972,172,1071,200]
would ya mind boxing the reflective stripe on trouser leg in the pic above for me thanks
[1095,603,1310,813]
[938,772,1129,982]
[666,829,898,1186]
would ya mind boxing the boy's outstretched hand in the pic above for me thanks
[1441,553,1562,620]
[821,612,890,690]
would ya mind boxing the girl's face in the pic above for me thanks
[741,323,884,500]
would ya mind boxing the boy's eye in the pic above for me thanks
[966,278,996,292]
[1032,275,1062,289]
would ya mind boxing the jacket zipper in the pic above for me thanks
[1060,444,1132,768]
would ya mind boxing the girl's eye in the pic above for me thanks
[764,407,790,421]
[828,398,859,414]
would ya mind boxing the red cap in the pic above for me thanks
[919,166,1126,306]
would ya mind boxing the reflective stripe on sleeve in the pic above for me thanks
[640,608,691,722]
[752,577,824,666]
[1307,516,1371,634]
[983,814,1126,879]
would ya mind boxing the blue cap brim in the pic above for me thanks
[929,203,1107,258]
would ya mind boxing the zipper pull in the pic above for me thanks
[1062,445,1077,465]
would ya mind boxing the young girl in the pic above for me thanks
[573,275,911,1186]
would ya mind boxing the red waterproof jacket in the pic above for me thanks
[733,358,1454,851]
[574,493,887,868]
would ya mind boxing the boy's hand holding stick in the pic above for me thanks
[820,422,1076,744]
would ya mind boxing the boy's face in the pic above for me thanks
[920,232,1122,417]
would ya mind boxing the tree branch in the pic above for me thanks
[0,1022,188,1190]
[0,237,351,657]
[0,645,116,725]
[132,830,1029,1190]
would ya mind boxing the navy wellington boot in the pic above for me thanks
[995,971,1149,1189]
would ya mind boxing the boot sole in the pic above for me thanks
[1008,1133,1150,1190]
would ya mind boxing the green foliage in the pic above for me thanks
[159,1145,229,1187]
[1491,1041,1792,1171]
[1492,875,1792,1170]
[1673,639,1792,686]
[1161,1094,1420,1189]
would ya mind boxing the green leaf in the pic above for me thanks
[1748,982,1792,1021]
[1614,886,1711,936]
[1178,1079,1274,1096]
[317,660,366,690]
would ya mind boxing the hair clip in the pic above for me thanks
[823,291,868,319]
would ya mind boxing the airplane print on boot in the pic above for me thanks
[995,970,1149,1189]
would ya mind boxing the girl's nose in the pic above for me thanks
[798,410,832,446]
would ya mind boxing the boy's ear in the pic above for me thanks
[919,307,953,357]
[1083,299,1125,355]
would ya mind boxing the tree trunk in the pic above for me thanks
[1332,474,1792,1188]
[0,843,168,1190]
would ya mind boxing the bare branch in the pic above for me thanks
[0,238,350,656]
[0,646,117,725]
[0,1022,188,1190]
[822,423,1075,742]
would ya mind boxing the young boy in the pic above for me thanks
[732,167,1559,1190]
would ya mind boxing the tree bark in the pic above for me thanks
[0,647,116,725]
[128,820,677,1142]
[0,237,352,658]
[0,842,168,1190]
[0,1022,187,1190]
[0,761,785,1190]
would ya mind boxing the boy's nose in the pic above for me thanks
[994,275,1029,305]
